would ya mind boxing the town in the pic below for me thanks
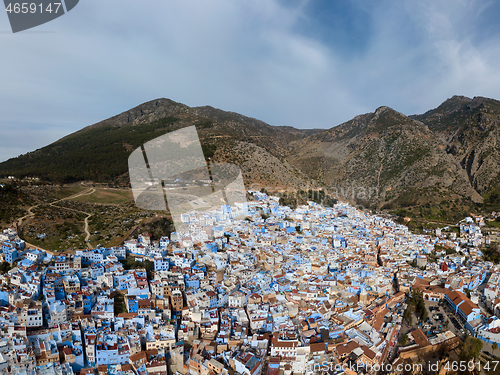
[1,190,500,375]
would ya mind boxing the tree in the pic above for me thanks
[459,336,483,361]
[114,293,127,315]
[421,308,428,321]
[401,334,408,346]
[119,258,154,280]
[0,261,11,274]
[464,288,471,299]
[404,304,414,326]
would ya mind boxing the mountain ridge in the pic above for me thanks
[0,98,316,188]
[2,96,500,216]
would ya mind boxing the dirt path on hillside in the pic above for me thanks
[14,187,96,251]
[49,188,95,248]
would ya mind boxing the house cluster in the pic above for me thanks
[1,227,26,264]
[0,191,499,374]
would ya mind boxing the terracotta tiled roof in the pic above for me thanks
[412,328,430,347]
[335,340,359,356]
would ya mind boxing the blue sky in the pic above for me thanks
[1,0,500,162]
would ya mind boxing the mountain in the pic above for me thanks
[288,105,481,209]
[411,96,500,197]
[0,98,319,188]
[2,95,500,218]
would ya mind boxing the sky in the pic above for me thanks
[1,0,500,162]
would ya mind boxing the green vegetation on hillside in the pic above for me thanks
[389,192,500,230]
[72,188,133,205]
[2,96,500,224]
[0,183,30,225]
[298,189,338,207]
[133,217,172,241]
[0,116,179,183]
[21,204,87,251]
[482,242,500,264]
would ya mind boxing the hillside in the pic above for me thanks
[0,99,319,188]
[411,96,500,199]
[288,106,481,210]
[2,96,500,221]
